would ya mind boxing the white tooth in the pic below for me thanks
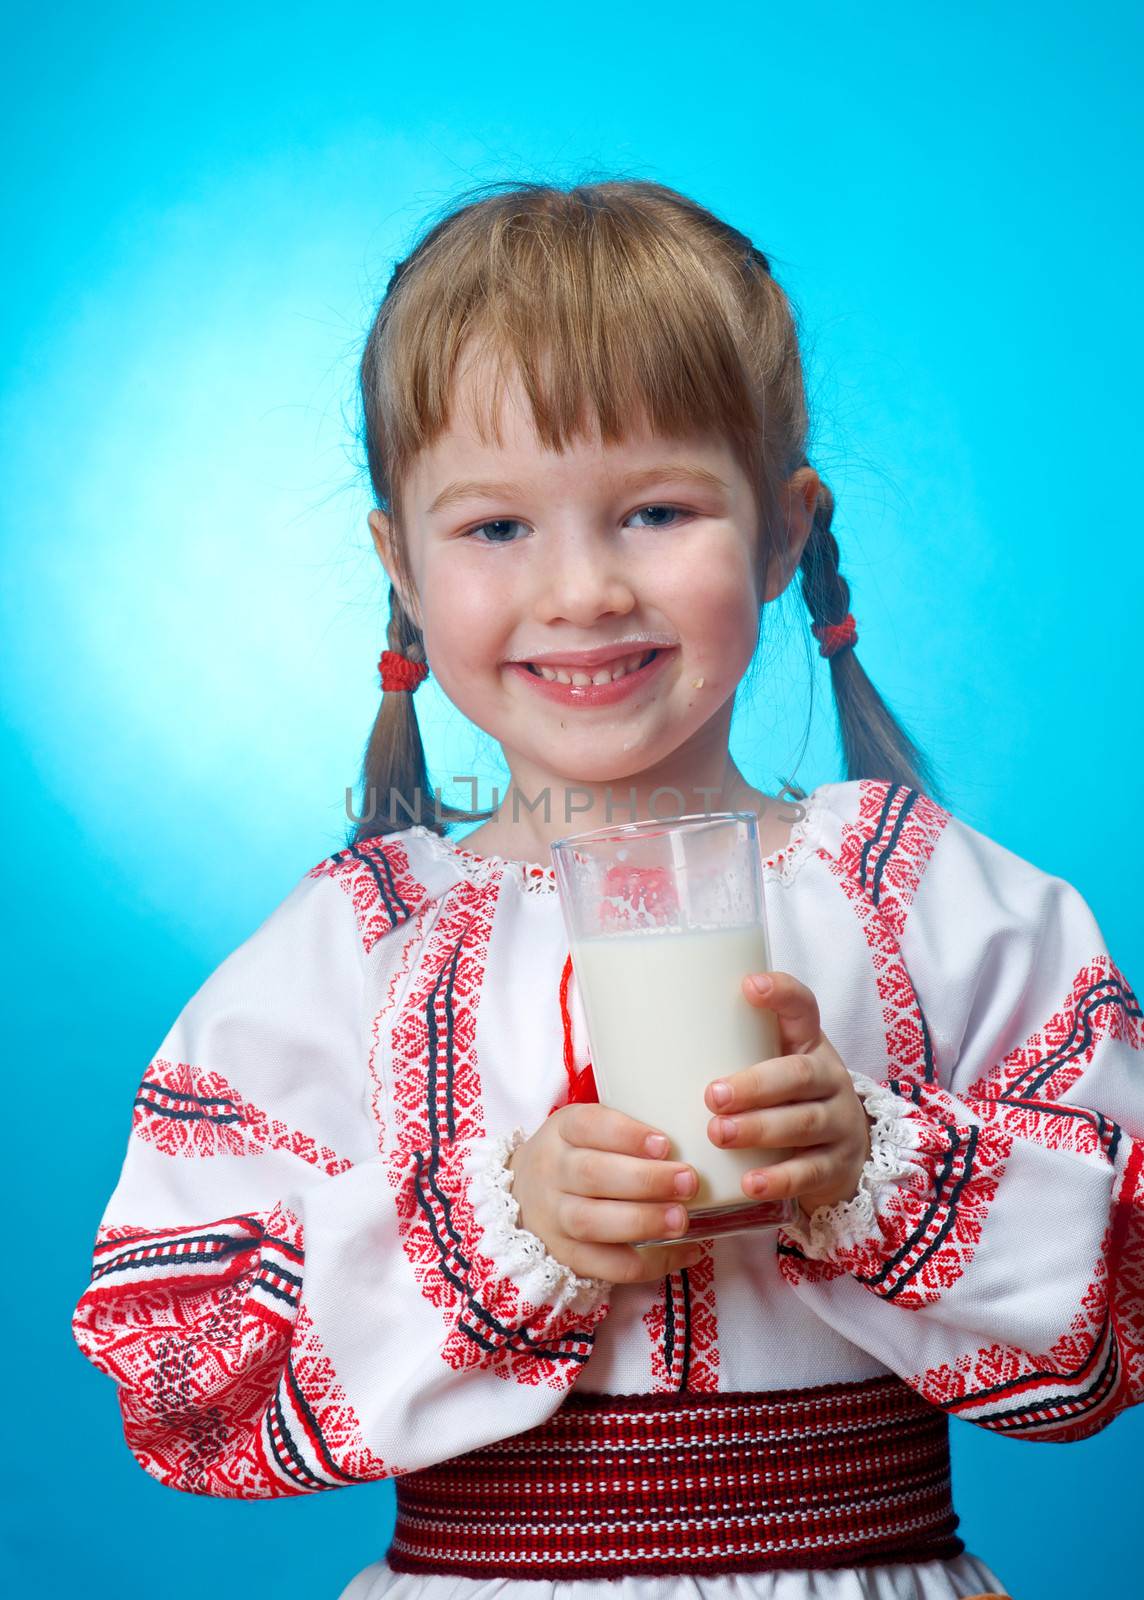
[554,669,573,683]
[591,668,613,685]
[540,666,558,681]
[571,671,592,686]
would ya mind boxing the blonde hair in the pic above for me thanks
[351,177,943,843]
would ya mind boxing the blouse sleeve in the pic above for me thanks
[71,863,611,1498]
[777,807,1143,1442]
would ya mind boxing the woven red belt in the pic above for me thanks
[387,1374,965,1579]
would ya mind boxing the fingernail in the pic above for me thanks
[673,1169,696,1196]
[666,1205,686,1230]
[710,1081,732,1108]
[716,1117,738,1145]
[749,974,773,996]
[646,1134,669,1157]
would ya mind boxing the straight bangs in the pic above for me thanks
[367,185,794,549]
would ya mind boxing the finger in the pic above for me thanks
[705,1051,835,1114]
[641,1239,707,1277]
[708,1095,847,1151]
[578,1238,705,1286]
[557,1192,694,1248]
[566,1146,699,1204]
[741,1146,842,1202]
[560,1101,678,1161]
[741,969,822,1046]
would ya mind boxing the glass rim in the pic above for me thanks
[550,809,759,854]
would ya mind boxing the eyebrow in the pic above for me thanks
[425,463,730,517]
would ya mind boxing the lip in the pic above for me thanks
[507,647,676,706]
[509,641,677,670]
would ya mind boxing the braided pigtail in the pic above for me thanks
[796,476,947,806]
[348,592,495,846]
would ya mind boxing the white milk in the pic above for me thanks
[570,923,787,1212]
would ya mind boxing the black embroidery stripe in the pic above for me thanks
[414,915,600,1364]
[869,788,918,906]
[348,840,410,925]
[878,1126,980,1303]
[890,1077,925,1109]
[988,1355,1119,1432]
[94,1232,259,1279]
[258,1261,303,1292]
[918,1004,937,1083]
[253,1270,301,1308]
[678,1268,693,1391]
[856,1113,963,1291]
[260,1231,306,1264]
[1001,981,1142,1101]
[266,1385,331,1490]
[857,783,902,900]
[283,1349,363,1483]
[948,1310,1113,1413]
[423,934,470,1241]
[997,1097,1120,1165]
[134,1096,241,1126]
[458,1316,593,1365]
[411,1148,595,1364]
[664,1273,675,1374]
[136,1083,241,1111]
[963,1323,1120,1432]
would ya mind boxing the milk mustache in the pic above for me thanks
[570,921,787,1211]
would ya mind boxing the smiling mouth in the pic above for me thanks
[524,649,659,686]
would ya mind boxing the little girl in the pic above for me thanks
[72,179,1143,1600]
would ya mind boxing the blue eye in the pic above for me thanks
[464,518,524,545]
[462,505,689,543]
[628,504,687,528]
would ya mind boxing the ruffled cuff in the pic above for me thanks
[779,1073,933,1261]
[461,1128,613,1317]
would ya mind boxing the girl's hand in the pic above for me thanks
[506,1103,706,1285]
[705,971,873,1217]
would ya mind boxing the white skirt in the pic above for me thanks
[338,1552,1010,1600]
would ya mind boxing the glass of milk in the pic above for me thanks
[549,811,799,1247]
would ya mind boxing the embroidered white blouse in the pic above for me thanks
[72,779,1144,1600]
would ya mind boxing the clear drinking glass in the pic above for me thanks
[550,811,799,1247]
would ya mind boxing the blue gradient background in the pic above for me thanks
[4,4,1140,1595]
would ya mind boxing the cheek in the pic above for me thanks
[676,551,761,669]
[419,559,506,669]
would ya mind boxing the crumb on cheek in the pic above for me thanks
[691,676,705,689]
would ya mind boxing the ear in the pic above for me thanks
[761,467,820,603]
[368,509,423,630]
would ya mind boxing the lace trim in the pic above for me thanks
[405,787,831,896]
[461,1128,613,1312]
[780,1074,928,1259]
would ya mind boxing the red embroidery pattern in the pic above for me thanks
[914,1137,1144,1439]
[384,877,606,1387]
[73,1205,389,1495]
[642,1248,720,1391]
[134,1059,354,1177]
[307,836,426,953]
[965,954,1143,1160]
[777,783,1006,1303]
[368,908,437,1154]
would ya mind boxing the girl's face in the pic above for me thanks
[370,354,816,812]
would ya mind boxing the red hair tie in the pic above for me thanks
[811,613,858,659]
[378,649,429,693]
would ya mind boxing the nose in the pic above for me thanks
[533,533,637,627]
